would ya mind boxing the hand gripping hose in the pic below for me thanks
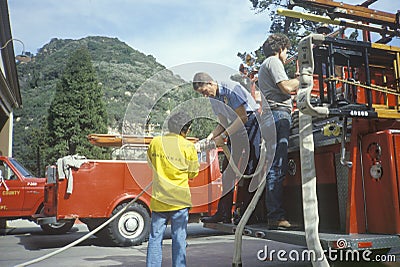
[196,138,267,180]
[15,182,152,267]
[298,34,329,267]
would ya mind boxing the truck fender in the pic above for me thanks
[32,197,45,216]
[106,193,151,217]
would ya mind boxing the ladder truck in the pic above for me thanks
[204,0,400,265]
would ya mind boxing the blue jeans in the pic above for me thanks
[146,208,189,267]
[262,110,291,221]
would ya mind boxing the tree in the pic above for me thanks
[47,46,109,163]
[239,0,339,76]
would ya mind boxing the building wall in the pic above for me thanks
[0,112,12,156]
[0,40,12,157]
[0,0,22,159]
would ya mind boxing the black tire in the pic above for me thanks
[40,219,75,234]
[84,218,110,239]
[0,219,7,229]
[105,202,150,246]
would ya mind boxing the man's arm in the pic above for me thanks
[214,105,247,147]
[207,114,228,140]
[277,77,300,94]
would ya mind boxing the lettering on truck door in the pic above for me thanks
[0,160,24,212]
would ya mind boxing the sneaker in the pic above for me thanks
[268,219,292,230]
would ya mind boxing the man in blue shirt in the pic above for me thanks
[192,72,260,223]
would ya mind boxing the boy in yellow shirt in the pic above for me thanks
[146,111,199,267]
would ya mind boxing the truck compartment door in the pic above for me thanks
[361,130,400,234]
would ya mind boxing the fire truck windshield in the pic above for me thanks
[9,158,34,178]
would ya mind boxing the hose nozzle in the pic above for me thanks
[195,138,216,152]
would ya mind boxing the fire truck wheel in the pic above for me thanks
[108,202,150,246]
[0,219,7,229]
[40,219,75,235]
[84,218,109,239]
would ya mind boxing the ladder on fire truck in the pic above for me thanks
[204,1,400,266]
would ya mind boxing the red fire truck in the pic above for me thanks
[0,156,74,234]
[204,0,400,264]
[38,135,222,246]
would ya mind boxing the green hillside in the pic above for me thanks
[13,36,212,175]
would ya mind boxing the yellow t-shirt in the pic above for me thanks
[147,133,199,212]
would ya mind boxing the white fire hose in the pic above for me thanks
[197,137,269,267]
[232,33,331,266]
[231,34,331,266]
[15,182,152,267]
[231,143,267,267]
[202,139,268,267]
[297,34,330,267]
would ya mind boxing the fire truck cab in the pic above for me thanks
[0,156,74,234]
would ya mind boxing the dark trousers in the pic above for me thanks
[216,112,261,218]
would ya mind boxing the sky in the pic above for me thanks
[7,0,400,71]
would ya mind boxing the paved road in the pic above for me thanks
[1,220,399,267]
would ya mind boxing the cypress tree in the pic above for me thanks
[47,46,109,162]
